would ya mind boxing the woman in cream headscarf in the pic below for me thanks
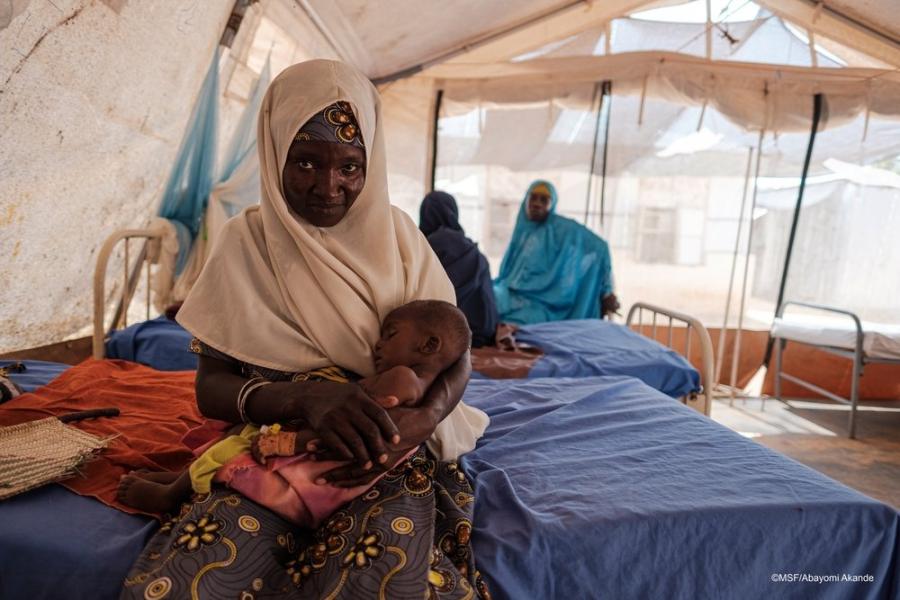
[121,60,490,600]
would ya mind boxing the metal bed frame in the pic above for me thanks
[92,226,167,360]
[771,300,900,439]
[626,302,715,416]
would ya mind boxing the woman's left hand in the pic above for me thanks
[315,442,415,488]
[313,405,435,487]
[316,350,471,486]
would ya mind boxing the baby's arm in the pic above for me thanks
[360,366,427,408]
[251,425,318,465]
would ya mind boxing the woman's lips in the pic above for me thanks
[308,203,344,213]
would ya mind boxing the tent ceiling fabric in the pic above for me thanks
[297,1,900,78]
[304,0,576,79]
[791,0,900,44]
[754,0,900,68]
[430,52,900,132]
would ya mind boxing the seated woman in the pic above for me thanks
[419,191,499,347]
[120,60,491,600]
[493,180,619,325]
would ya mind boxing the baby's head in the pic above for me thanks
[374,300,471,374]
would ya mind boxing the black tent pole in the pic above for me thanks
[584,82,604,225]
[429,88,444,192]
[762,92,824,367]
[598,80,612,228]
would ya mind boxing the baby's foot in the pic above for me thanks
[116,472,189,514]
[132,469,182,484]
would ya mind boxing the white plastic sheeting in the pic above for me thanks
[0,0,233,353]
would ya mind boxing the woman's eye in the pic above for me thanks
[342,163,360,174]
[297,160,314,169]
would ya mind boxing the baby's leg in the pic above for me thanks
[117,468,193,514]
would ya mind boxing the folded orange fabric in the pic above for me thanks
[0,358,204,517]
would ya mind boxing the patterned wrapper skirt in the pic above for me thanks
[120,447,490,599]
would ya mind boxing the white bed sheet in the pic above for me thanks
[772,315,900,360]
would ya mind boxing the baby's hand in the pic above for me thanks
[250,435,268,465]
[251,429,299,465]
[375,395,400,409]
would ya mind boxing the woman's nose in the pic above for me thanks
[313,168,341,198]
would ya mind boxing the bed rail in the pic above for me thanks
[626,302,715,416]
[92,227,166,360]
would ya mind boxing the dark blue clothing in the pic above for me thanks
[420,192,499,347]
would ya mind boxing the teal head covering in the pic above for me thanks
[494,180,613,324]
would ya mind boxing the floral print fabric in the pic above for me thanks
[121,447,490,600]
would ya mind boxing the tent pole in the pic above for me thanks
[762,93,824,367]
[705,0,712,60]
[807,29,818,67]
[730,129,766,405]
[584,82,603,226]
[715,144,754,387]
[428,89,444,192]
[598,81,612,230]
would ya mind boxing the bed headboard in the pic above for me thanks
[626,302,715,416]
[92,227,166,360]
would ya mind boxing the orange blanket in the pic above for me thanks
[0,359,205,516]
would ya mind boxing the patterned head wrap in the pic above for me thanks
[294,101,365,148]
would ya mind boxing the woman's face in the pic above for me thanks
[282,140,367,227]
[526,190,552,222]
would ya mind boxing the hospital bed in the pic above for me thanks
[91,229,716,414]
[3,362,899,599]
[771,300,900,438]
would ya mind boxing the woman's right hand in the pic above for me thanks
[282,381,400,469]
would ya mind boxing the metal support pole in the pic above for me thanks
[763,93,824,368]
[584,82,603,225]
[428,89,444,192]
[598,80,612,229]
[729,129,765,406]
[715,145,754,386]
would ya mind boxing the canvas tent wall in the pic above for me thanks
[1,0,899,360]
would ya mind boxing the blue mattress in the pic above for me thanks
[104,318,700,399]
[1,359,70,393]
[105,315,197,371]
[0,485,155,600]
[510,319,700,397]
[461,377,899,600]
[1,372,896,599]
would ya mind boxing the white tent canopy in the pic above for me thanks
[1,0,898,352]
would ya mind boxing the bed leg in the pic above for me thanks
[848,349,861,439]
[771,338,784,412]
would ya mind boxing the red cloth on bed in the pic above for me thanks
[0,358,213,517]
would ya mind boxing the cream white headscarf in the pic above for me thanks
[177,60,486,459]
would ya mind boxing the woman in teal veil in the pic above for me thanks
[493,180,618,324]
